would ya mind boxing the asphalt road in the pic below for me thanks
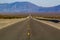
[0,17,60,40]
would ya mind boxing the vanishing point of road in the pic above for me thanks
[0,17,60,40]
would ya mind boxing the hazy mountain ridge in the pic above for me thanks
[0,2,60,13]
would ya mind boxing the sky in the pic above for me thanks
[0,0,60,7]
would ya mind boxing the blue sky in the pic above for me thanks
[0,0,60,7]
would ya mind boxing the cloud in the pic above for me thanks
[0,0,60,7]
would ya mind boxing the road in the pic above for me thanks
[0,17,60,40]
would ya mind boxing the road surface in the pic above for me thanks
[0,17,60,40]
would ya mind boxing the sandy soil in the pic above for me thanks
[39,20,60,29]
[33,18,60,29]
[0,18,27,29]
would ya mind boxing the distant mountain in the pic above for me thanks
[39,5,60,12]
[0,2,60,13]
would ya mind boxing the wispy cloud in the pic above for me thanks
[0,0,60,7]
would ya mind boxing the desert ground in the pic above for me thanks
[34,18,60,29]
[0,18,27,29]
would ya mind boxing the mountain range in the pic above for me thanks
[0,2,60,13]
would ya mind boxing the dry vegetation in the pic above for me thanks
[0,12,60,19]
[31,12,60,19]
[0,15,28,19]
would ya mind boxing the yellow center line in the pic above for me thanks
[27,24,31,39]
[27,25,30,30]
[28,32,30,36]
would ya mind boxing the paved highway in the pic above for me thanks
[0,17,60,40]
